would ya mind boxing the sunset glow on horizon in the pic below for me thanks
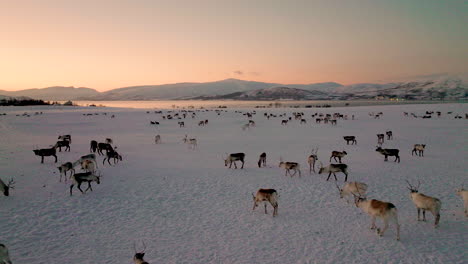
[0,0,466,91]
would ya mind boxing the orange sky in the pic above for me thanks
[0,0,466,91]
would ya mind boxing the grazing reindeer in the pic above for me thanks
[412,144,426,157]
[57,162,75,182]
[103,150,122,165]
[386,130,393,140]
[307,148,318,173]
[406,180,441,227]
[377,134,385,146]
[33,147,57,163]
[90,140,98,153]
[0,178,15,196]
[133,242,149,264]
[258,152,266,168]
[343,136,356,145]
[0,243,12,264]
[279,158,301,177]
[155,135,161,144]
[198,120,205,126]
[330,150,347,163]
[455,186,468,217]
[318,162,348,182]
[58,134,71,143]
[97,143,114,155]
[224,153,245,169]
[335,181,367,203]
[54,140,70,152]
[376,147,400,162]
[353,194,400,240]
[69,171,101,196]
[76,154,98,168]
[81,159,96,172]
[252,189,278,217]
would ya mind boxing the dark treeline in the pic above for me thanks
[0,98,52,106]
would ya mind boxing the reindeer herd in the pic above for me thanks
[1,106,467,263]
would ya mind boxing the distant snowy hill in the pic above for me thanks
[1,77,466,101]
[0,86,100,101]
[192,87,330,100]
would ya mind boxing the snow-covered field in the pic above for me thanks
[0,103,467,264]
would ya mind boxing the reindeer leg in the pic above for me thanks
[326,172,332,181]
[333,173,338,181]
[422,210,426,221]
[77,182,84,194]
[264,203,268,214]
[434,212,440,227]
[69,184,74,196]
[108,158,112,166]
[241,160,244,169]
[252,202,257,211]
[54,154,57,163]
[417,208,421,221]
[370,216,376,229]
[41,156,44,163]
[379,219,389,237]
[344,172,348,182]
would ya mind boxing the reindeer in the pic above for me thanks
[133,242,149,264]
[0,243,12,264]
[406,180,441,227]
[376,147,400,162]
[353,194,400,240]
[318,162,348,182]
[386,130,393,140]
[258,152,266,168]
[241,123,251,131]
[90,140,98,153]
[97,143,114,155]
[54,140,71,152]
[58,134,71,143]
[455,186,468,217]
[198,120,205,126]
[69,171,101,196]
[343,136,356,145]
[0,178,15,196]
[224,153,245,169]
[75,154,98,168]
[412,144,426,157]
[178,121,185,127]
[281,120,288,125]
[248,120,256,127]
[33,147,57,163]
[81,159,97,172]
[300,119,307,124]
[252,189,278,217]
[155,135,161,144]
[279,159,301,177]
[57,162,75,182]
[335,181,368,203]
[377,134,385,146]
[307,148,318,173]
[103,149,122,165]
[330,150,347,163]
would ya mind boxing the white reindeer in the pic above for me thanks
[455,186,468,217]
[0,178,15,196]
[0,243,12,264]
[335,181,368,203]
[279,158,301,177]
[406,181,441,227]
[353,194,400,241]
[252,189,278,217]
[81,160,96,173]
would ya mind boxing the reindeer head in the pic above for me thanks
[352,193,367,207]
[317,161,325,174]
[133,241,147,262]
[2,178,15,196]
[375,146,383,152]
[406,180,420,193]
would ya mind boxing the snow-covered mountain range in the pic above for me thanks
[0,77,466,101]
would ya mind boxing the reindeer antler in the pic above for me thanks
[7,178,15,189]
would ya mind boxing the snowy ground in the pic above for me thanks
[0,103,467,264]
